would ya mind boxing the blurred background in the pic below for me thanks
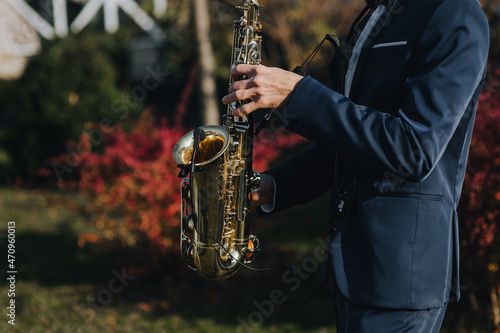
[0,0,499,332]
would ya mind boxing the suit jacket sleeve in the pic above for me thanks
[262,143,335,214]
[280,0,489,183]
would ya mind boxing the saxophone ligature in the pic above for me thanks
[172,0,263,280]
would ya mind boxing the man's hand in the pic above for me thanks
[222,64,303,117]
[249,173,274,207]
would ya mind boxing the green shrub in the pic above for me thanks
[0,31,142,176]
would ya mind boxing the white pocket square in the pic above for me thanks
[373,41,408,49]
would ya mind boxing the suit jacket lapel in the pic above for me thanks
[349,1,400,100]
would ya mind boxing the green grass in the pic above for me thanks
[0,186,337,332]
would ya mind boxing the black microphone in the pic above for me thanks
[193,127,206,150]
[191,128,206,175]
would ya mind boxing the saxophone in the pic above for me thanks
[172,0,262,280]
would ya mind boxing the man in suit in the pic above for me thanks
[222,0,489,331]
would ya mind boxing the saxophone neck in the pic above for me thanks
[228,0,263,116]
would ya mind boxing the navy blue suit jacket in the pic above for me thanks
[264,0,489,309]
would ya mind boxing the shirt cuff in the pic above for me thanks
[259,175,277,213]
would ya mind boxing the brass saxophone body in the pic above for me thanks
[172,0,262,280]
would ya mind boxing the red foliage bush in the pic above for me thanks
[56,110,307,265]
[460,70,500,248]
[458,69,500,299]
[67,112,187,257]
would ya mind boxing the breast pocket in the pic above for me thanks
[370,41,408,58]
[356,41,410,111]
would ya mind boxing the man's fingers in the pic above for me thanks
[249,191,260,202]
[228,78,253,94]
[221,90,258,116]
[230,64,256,81]
[222,88,255,106]
[232,101,259,116]
[222,64,300,114]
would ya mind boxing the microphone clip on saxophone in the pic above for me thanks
[177,127,206,178]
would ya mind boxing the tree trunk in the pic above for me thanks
[193,0,219,126]
[491,287,500,327]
